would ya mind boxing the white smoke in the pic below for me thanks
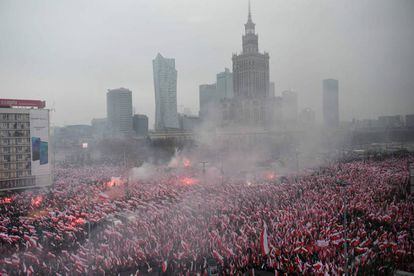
[129,163,157,181]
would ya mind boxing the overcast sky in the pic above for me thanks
[1,0,413,127]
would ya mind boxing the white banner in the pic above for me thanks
[30,109,50,176]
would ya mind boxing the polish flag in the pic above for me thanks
[99,193,109,200]
[260,221,270,256]
[162,260,168,273]
[213,250,224,265]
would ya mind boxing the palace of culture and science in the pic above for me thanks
[221,2,280,129]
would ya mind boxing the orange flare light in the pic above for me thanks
[265,172,277,181]
[106,177,124,188]
[31,195,43,208]
[180,177,198,186]
[1,197,13,204]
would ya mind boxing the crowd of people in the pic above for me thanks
[0,156,413,275]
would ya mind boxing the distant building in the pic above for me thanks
[0,98,51,191]
[216,68,233,100]
[378,115,403,128]
[269,82,276,98]
[268,96,283,127]
[63,125,93,139]
[282,90,298,123]
[406,114,414,127]
[353,119,380,129]
[179,114,201,131]
[323,79,339,128]
[52,124,93,164]
[53,124,93,148]
[91,118,107,138]
[232,4,269,100]
[153,53,179,130]
[106,88,133,136]
[199,84,217,119]
[132,114,148,136]
[225,2,270,127]
[299,108,316,126]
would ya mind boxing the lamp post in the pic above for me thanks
[200,161,208,175]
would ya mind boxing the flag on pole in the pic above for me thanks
[260,221,270,256]
[162,260,168,273]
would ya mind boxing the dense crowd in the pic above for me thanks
[0,156,413,275]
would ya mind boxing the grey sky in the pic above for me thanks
[1,0,413,127]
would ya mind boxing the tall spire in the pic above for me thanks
[248,0,252,22]
[244,0,255,35]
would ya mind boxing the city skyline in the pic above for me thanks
[1,0,413,127]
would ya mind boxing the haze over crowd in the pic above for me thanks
[1,0,413,127]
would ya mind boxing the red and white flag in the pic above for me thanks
[162,260,168,273]
[99,192,109,200]
[260,221,270,256]
[316,240,329,247]
[213,250,224,265]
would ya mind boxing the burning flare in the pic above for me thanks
[180,177,198,186]
[106,177,124,188]
[1,197,13,204]
[31,195,43,208]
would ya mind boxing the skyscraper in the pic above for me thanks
[153,53,179,130]
[323,79,339,128]
[223,1,270,127]
[106,88,133,136]
[216,68,233,100]
[232,1,269,99]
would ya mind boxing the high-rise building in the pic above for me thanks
[0,98,52,192]
[223,2,270,127]
[232,2,269,99]
[282,90,298,123]
[199,84,217,119]
[323,79,339,128]
[132,114,149,136]
[216,68,233,100]
[153,53,179,130]
[106,88,133,136]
